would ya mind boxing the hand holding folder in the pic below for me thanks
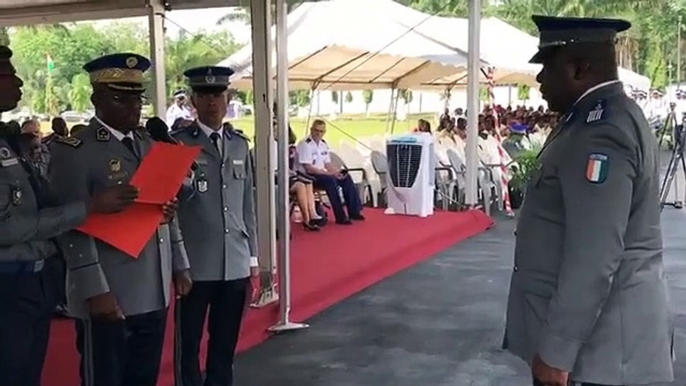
[77,143,200,258]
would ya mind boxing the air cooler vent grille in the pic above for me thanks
[387,143,422,188]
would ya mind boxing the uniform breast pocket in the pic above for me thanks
[0,182,17,219]
[232,164,246,180]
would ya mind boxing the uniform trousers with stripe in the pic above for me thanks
[0,269,53,386]
[179,278,250,386]
[312,174,362,222]
[75,308,168,386]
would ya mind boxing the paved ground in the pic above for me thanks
[234,151,686,386]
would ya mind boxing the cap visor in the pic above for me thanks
[106,83,145,93]
[190,85,228,94]
[529,50,545,64]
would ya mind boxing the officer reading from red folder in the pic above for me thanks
[49,53,192,386]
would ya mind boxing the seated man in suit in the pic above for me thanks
[296,119,364,225]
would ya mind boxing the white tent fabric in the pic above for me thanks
[227,44,464,90]
[222,0,650,92]
[220,0,480,91]
[410,16,651,90]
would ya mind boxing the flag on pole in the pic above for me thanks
[46,54,55,72]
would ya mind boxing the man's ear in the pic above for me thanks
[572,59,590,81]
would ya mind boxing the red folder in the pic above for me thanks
[77,143,201,258]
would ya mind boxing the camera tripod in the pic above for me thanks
[659,112,686,210]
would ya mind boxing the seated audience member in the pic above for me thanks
[413,118,431,134]
[296,119,364,225]
[290,172,322,231]
[275,124,323,231]
[288,127,324,230]
[502,123,531,159]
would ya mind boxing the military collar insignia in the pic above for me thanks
[55,136,83,148]
[586,100,606,124]
[0,147,10,159]
[96,127,111,141]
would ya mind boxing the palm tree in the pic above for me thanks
[493,0,671,73]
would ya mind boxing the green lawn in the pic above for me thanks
[230,113,436,148]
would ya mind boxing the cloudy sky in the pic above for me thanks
[89,7,252,44]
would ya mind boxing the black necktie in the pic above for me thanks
[122,137,138,158]
[210,132,220,153]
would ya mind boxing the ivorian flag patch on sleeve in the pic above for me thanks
[586,153,609,183]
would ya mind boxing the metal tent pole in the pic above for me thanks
[147,0,166,117]
[250,0,278,307]
[269,0,309,333]
[465,0,481,207]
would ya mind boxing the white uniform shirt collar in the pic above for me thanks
[574,80,622,106]
[308,136,326,147]
[94,115,134,142]
[197,120,223,140]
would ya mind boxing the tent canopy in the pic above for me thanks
[221,0,482,91]
[223,0,650,91]
[0,0,239,27]
[401,13,651,90]
[226,44,465,91]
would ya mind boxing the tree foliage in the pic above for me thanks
[9,23,241,114]
[406,0,686,87]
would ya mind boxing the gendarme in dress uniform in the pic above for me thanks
[504,16,674,386]
[49,53,190,386]
[172,66,257,386]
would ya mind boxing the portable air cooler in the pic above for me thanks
[384,133,435,217]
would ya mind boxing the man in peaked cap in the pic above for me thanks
[504,16,674,386]
[171,66,257,386]
[0,47,142,385]
[49,53,193,386]
[166,88,194,128]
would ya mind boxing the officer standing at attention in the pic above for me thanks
[49,53,193,386]
[172,66,257,386]
[0,46,140,386]
[503,16,673,386]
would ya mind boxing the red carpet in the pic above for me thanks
[42,209,493,385]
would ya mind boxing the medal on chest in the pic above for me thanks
[11,186,22,206]
[197,176,208,193]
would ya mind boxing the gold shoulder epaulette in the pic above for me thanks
[55,136,83,148]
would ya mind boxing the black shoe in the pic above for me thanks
[350,214,366,221]
[313,217,328,227]
[304,222,321,231]
[336,218,353,225]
